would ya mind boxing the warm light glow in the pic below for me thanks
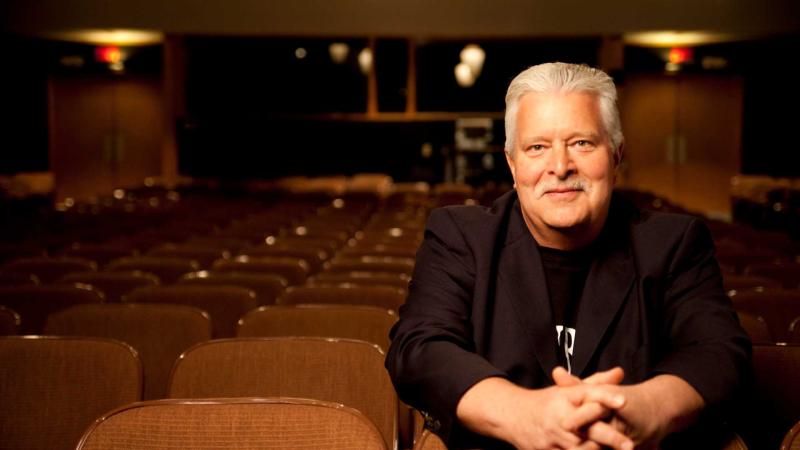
[460,44,485,76]
[624,31,738,48]
[668,47,693,64]
[329,42,349,64]
[45,29,164,46]
[95,46,123,64]
[295,47,307,59]
[358,47,373,75]
[455,62,476,87]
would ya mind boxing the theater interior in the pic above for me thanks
[1,1,800,449]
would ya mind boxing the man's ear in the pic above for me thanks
[614,141,625,167]
[505,149,517,182]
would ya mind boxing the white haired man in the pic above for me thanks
[386,62,750,449]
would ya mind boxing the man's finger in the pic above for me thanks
[569,440,602,450]
[553,366,581,387]
[586,420,634,450]
[583,367,625,386]
[561,402,612,431]
[581,386,626,411]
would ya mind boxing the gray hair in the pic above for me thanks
[504,62,623,158]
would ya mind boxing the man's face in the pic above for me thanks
[506,90,619,248]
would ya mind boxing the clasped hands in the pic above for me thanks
[457,366,673,450]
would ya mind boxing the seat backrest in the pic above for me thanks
[212,256,310,285]
[747,344,800,448]
[744,262,800,289]
[45,303,211,399]
[147,244,230,269]
[60,271,160,302]
[1,256,98,283]
[325,256,415,276]
[179,270,287,306]
[76,398,387,450]
[237,305,397,351]
[60,243,137,268]
[729,289,800,342]
[278,285,407,312]
[723,274,782,293]
[238,246,328,272]
[0,336,142,450]
[0,285,104,334]
[737,312,772,344]
[309,270,411,290]
[124,285,257,338]
[412,430,448,450]
[0,272,40,287]
[0,305,20,335]
[168,337,397,449]
[106,256,200,284]
[782,421,800,450]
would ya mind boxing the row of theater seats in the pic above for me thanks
[2,180,800,449]
[0,183,452,450]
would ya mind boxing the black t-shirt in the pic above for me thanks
[539,245,593,373]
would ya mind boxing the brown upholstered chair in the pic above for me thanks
[59,271,160,302]
[124,285,257,338]
[324,256,415,276]
[147,244,231,269]
[185,235,250,253]
[716,248,785,274]
[0,305,20,335]
[168,337,397,449]
[723,274,782,294]
[729,289,800,342]
[278,285,407,312]
[0,285,104,334]
[264,235,341,254]
[237,304,397,352]
[309,271,411,290]
[340,243,419,259]
[179,270,287,306]
[0,243,46,265]
[744,262,800,289]
[413,430,448,450]
[281,225,351,245]
[0,272,40,286]
[1,256,97,283]
[744,344,800,449]
[75,398,387,450]
[0,336,141,450]
[45,303,211,399]
[782,420,800,450]
[213,256,310,285]
[238,246,328,272]
[59,243,138,268]
[737,312,772,344]
[106,256,200,284]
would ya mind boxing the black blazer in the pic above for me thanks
[386,190,751,448]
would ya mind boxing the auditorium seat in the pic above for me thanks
[781,421,800,450]
[237,304,397,351]
[168,337,397,450]
[59,243,138,268]
[308,271,411,290]
[278,285,406,312]
[0,305,20,335]
[45,303,211,400]
[723,274,782,293]
[0,285,104,334]
[744,262,800,289]
[213,256,310,285]
[75,398,387,450]
[59,271,160,302]
[0,272,39,286]
[0,243,46,265]
[729,289,800,342]
[789,317,800,344]
[106,256,200,284]
[179,270,287,306]
[324,256,415,276]
[1,256,97,283]
[264,235,341,254]
[124,285,257,338]
[716,247,785,274]
[281,225,351,245]
[413,430,448,450]
[238,245,328,272]
[185,235,250,253]
[0,336,141,450]
[340,243,419,259]
[146,243,231,269]
[737,312,772,344]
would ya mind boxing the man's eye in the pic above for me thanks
[527,144,545,152]
[573,140,594,149]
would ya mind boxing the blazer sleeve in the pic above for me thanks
[385,208,507,441]
[650,217,752,411]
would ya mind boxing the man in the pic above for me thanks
[385,62,750,449]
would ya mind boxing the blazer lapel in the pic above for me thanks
[496,204,559,377]
[569,228,635,377]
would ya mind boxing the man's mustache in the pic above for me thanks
[534,179,590,198]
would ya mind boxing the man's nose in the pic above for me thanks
[548,143,575,179]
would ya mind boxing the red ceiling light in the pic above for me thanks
[95,46,122,64]
[668,47,693,64]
